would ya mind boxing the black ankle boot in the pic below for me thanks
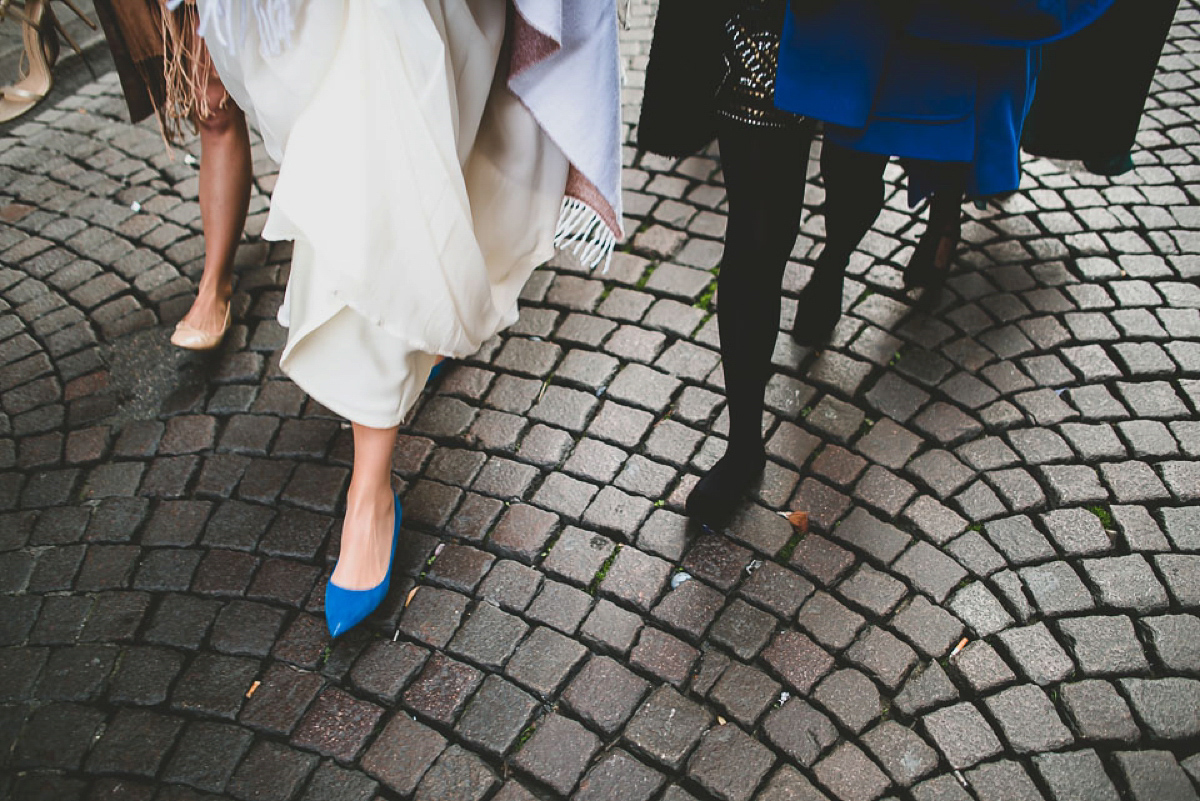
[906,216,959,290]
[685,443,767,528]
[792,266,844,347]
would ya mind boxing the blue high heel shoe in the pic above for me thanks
[324,494,403,638]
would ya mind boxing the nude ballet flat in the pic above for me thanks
[170,304,231,351]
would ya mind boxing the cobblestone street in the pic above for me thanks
[3,2,1200,800]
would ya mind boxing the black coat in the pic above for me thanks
[1022,0,1180,161]
[637,0,736,157]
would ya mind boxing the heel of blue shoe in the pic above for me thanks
[324,494,403,638]
[426,358,452,386]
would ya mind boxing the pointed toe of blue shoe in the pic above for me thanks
[325,582,382,638]
[324,495,403,638]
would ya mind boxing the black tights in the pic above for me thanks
[689,133,964,525]
[716,118,815,450]
[686,119,814,524]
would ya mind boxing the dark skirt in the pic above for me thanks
[1022,0,1180,161]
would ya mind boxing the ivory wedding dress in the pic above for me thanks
[200,0,620,427]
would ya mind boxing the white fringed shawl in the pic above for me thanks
[172,0,624,268]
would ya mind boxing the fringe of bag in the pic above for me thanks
[166,0,295,57]
[554,197,617,271]
[147,1,215,145]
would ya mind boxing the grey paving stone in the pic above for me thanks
[906,450,975,500]
[910,775,973,801]
[1118,677,1200,740]
[892,541,968,603]
[921,702,1003,770]
[984,515,1055,565]
[966,761,1044,801]
[902,495,969,545]
[1116,380,1190,419]
[831,507,911,566]
[1181,755,1200,792]
[599,544,671,611]
[414,746,498,801]
[446,600,528,672]
[1040,508,1113,556]
[1019,562,1095,616]
[837,564,907,617]
[580,597,643,655]
[1101,461,1174,503]
[860,721,938,788]
[890,595,965,659]
[504,626,587,700]
[943,531,1005,580]
[996,623,1075,686]
[986,467,1048,513]
[1080,555,1170,613]
[1059,679,1140,743]
[542,527,616,587]
[1006,428,1073,464]
[1032,750,1120,801]
[1066,384,1129,420]
[911,402,983,448]
[797,591,867,651]
[762,630,835,695]
[740,561,814,620]
[995,565,1039,622]
[856,418,922,470]
[1111,505,1170,552]
[1057,615,1150,677]
[511,713,598,796]
[1140,614,1200,675]
[1155,555,1200,607]
[813,742,892,801]
[948,581,1014,638]
[845,626,918,691]
[624,686,713,771]
[1116,420,1179,458]
[755,765,835,801]
[525,579,592,635]
[813,669,882,734]
[1039,464,1110,505]
[762,698,838,768]
[686,724,776,801]
[952,641,1016,693]
[1060,423,1126,461]
[477,560,542,613]
[574,749,665,801]
[1113,751,1200,801]
[709,662,782,729]
[1161,506,1200,551]
[983,683,1074,753]
[561,654,651,736]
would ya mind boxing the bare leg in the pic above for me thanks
[331,423,399,590]
[179,54,252,336]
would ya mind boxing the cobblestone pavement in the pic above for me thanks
[3,2,1200,800]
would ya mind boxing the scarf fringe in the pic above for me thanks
[554,197,616,272]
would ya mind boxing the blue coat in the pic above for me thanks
[774,0,1112,197]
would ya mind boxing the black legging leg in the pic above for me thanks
[686,118,813,526]
[791,140,889,344]
[905,160,968,288]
